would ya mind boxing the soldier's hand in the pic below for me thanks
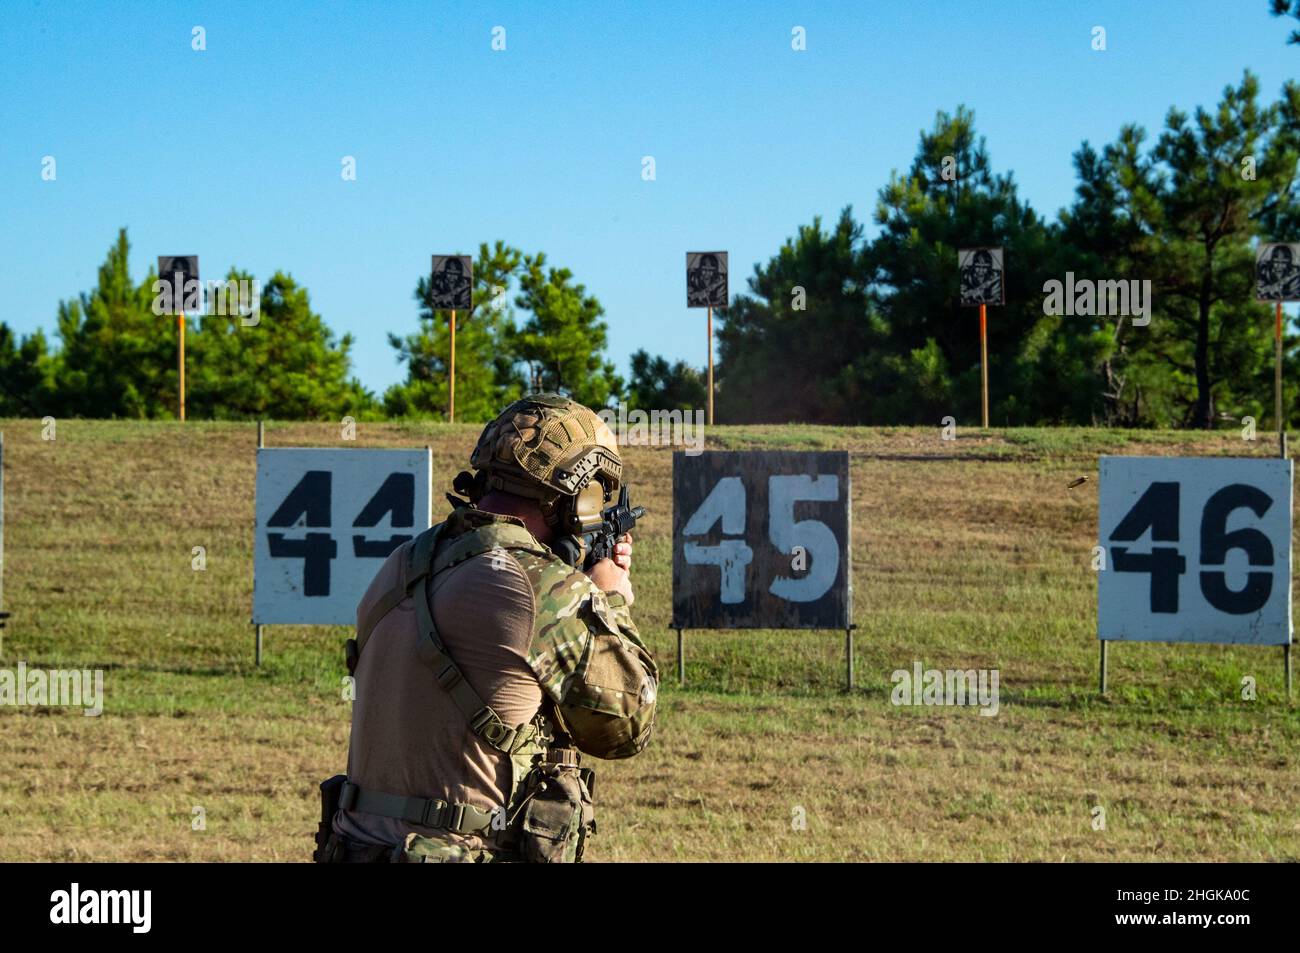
[587,554,634,607]
[612,532,632,571]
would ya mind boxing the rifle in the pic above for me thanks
[580,486,646,571]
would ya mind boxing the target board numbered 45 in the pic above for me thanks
[672,451,851,629]
[1097,456,1293,645]
[253,448,432,625]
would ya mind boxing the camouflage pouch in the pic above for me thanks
[555,592,659,760]
[395,832,484,864]
[517,763,595,864]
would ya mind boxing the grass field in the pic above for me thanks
[0,419,1296,862]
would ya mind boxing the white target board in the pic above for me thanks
[1098,456,1292,645]
[253,448,432,625]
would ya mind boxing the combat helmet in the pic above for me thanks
[454,393,623,536]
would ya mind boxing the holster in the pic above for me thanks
[312,775,347,863]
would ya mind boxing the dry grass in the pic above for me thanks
[0,420,1295,861]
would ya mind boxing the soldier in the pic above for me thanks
[431,256,472,310]
[314,393,658,863]
[688,253,727,307]
[961,249,1002,305]
[1257,244,1300,301]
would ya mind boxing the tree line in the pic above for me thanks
[1,71,1296,428]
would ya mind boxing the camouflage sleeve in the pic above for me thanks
[513,550,659,759]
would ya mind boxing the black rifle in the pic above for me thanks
[581,487,646,571]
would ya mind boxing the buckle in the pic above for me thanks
[481,722,512,747]
[447,804,466,831]
[436,663,463,691]
[421,799,447,828]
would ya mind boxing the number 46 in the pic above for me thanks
[1109,481,1274,615]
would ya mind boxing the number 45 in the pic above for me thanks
[683,475,840,604]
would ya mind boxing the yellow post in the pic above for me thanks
[1276,300,1284,435]
[707,305,714,426]
[178,309,186,422]
[449,308,456,423]
[980,302,989,429]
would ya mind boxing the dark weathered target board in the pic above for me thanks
[672,450,852,631]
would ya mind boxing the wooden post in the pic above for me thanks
[706,306,714,426]
[980,302,989,429]
[255,420,264,666]
[0,431,5,657]
[449,309,456,423]
[1285,642,1293,701]
[178,309,186,422]
[1099,639,1108,695]
[1276,300,1284,439]
[676,627,685,687]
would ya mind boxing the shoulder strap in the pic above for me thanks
[407,523,545,755]
[348,523,444,674]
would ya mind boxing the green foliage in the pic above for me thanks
[510,252,622,409]
[187,270,377,421]
[714,81,1299,428]
[625,349,706,411]
[1272,0,1300,45]
[1065,72,1300,428]
[0,324,58,416]
[53,228,176,418]
[384,241,525,422]
[717,209,878,422]
[22,229,373,421]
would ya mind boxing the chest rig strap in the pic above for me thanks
[401,515,553,756]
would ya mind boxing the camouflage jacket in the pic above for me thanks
[439,507,659,760]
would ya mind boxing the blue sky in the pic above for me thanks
[2,0,1296,396]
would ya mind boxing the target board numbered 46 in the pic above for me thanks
[1098,456,1293,645]
[253,448,432,625]
[672,451,851,628]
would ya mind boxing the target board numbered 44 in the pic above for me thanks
[1098,456,1293,645]
[253,448,432,625]
[672,451,851,629]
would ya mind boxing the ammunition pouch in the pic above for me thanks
[510,750,596,864]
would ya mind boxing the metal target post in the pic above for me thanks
[255,420,264,666]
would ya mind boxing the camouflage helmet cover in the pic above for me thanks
[469,393,623,505]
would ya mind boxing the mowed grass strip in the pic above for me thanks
[0,420,1295,861]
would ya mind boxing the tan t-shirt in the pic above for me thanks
[333,538,542,850]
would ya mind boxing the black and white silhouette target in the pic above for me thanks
[686,251,728,308]
[157,255,199,314]
[958,247,1004,307]
[1256,243,1300,302]
[430,255,474,310]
